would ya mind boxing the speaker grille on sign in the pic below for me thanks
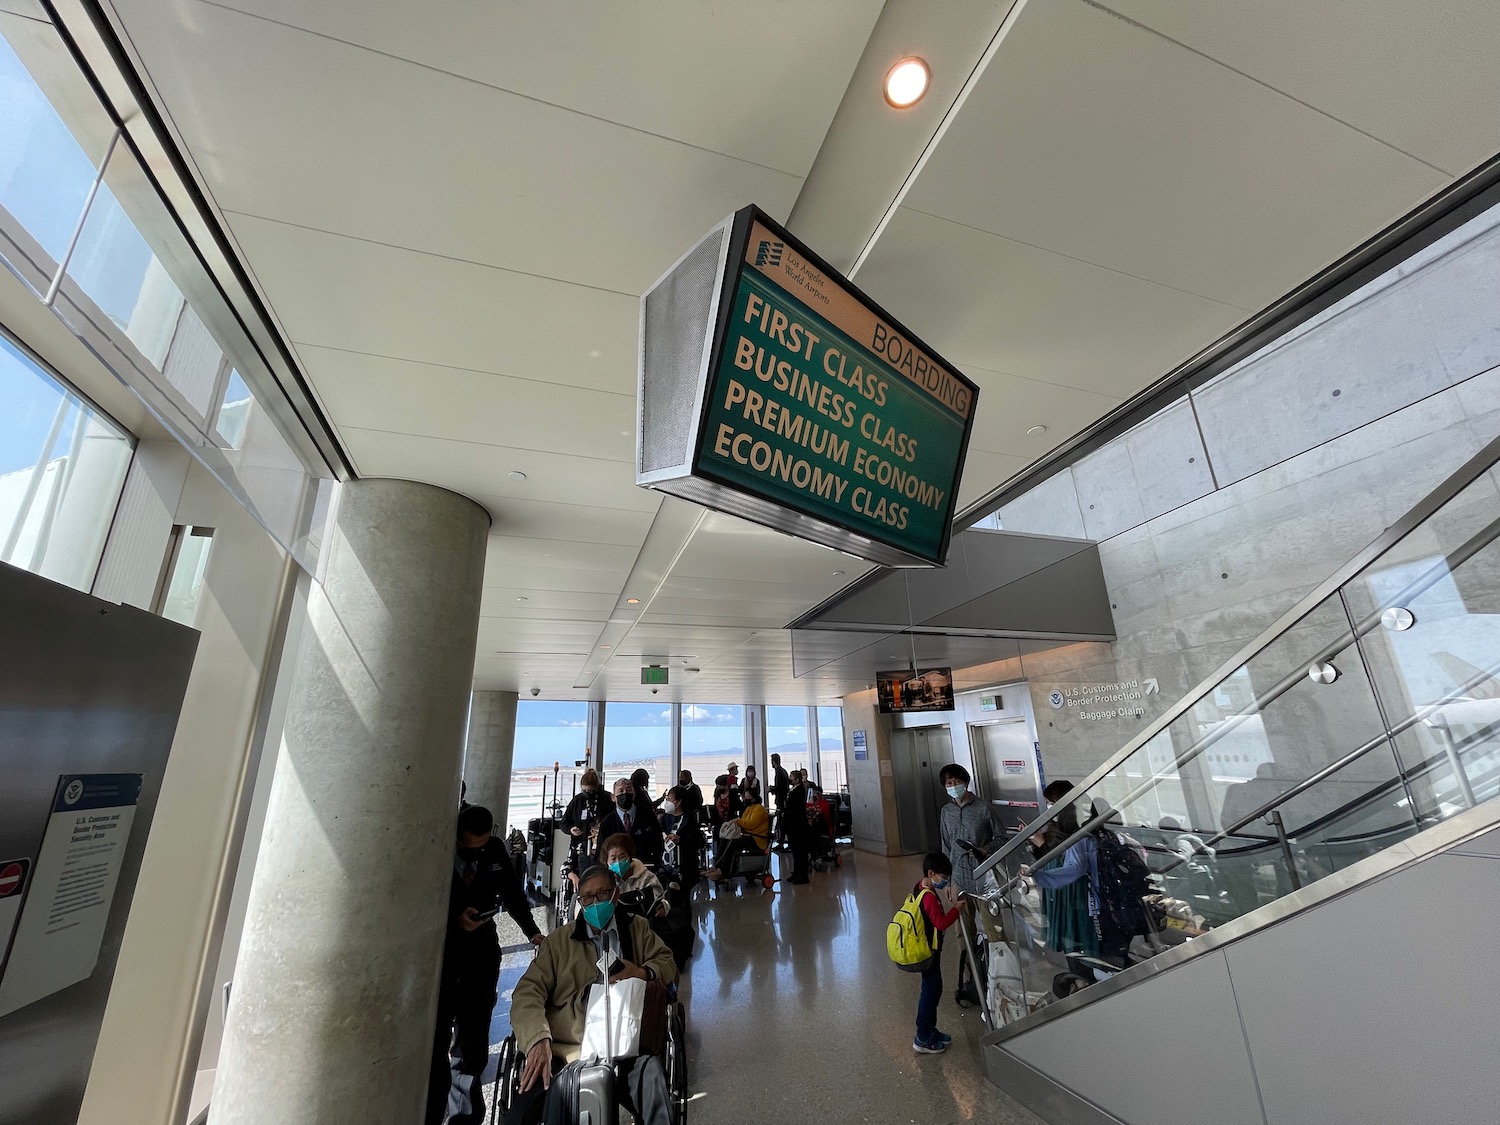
[639,227,726,474]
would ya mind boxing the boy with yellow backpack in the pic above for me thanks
[887,851,962,1053]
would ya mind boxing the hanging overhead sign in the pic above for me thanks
[637,206,978,567]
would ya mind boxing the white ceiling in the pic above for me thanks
[100,0,1500,703]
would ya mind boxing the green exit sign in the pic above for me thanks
[641,666,669,686]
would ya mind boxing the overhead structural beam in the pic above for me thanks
[789,527,1116,642]
[787,0,1029,274]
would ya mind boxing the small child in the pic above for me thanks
[913,851,961,1054]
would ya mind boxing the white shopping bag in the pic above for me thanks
[581,975,647,1062]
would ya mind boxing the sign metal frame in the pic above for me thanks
[638,205,980,568]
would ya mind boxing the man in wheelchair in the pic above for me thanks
[507,865,679,1124]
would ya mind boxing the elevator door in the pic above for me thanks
[889,726,953,854]
[971,719,1042,834]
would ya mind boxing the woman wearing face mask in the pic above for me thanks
[739,764,762,803]
[600,833,668,918]
[659,785,703,892]
[1018,780,1100,959]
[561,769,614,855]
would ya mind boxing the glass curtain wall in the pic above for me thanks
[507,700,590,835]
[601,703,672,796]
[766,706,813,781]
[0,19,335,571]
[0,335,132,590]
[680,704,747,796]
[817,706,848,792]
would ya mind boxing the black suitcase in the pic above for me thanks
[551,1059,617,1125]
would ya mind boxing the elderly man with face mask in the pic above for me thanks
[510,865,678,1125]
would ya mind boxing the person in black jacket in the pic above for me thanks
[769,753,791,846]
[785,770,812,885]
[427,805,543,1125]
[594,777,664,866]
[659,783,703,892]
[560,769,614,858]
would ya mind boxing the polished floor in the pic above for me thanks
[487,849,1047,1125]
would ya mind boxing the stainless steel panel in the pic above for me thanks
[1451,824,1500,856]
[1003,951,1266,1125]
[1228,851,1500,1125]
[889,727,951,855]
[0,561,198,1125]
[984,1046,1127,1125]
[972,719,1041,833]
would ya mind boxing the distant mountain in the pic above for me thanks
[679,738,842,760]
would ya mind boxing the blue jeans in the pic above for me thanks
[915,953,943,1041]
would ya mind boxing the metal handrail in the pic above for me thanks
[975,428,1500,884]
[998,624,1500,893]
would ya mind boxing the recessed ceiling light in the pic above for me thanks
[626,597,640,604]
[832,570,844,577]
[884,57,930,108]
[508,470,527,481]
[1026,424,1048,437]
[515,596,528,602]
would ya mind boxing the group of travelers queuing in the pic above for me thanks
[431,763,846,1123]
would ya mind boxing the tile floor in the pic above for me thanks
[485,849,1047,1125]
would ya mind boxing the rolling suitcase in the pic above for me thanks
[550,1059,617,1125]
[553,928,629,1125]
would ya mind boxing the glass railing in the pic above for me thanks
[970,432,1500,1030]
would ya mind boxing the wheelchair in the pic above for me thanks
[491,998,688,1125]
[711,844,775,893]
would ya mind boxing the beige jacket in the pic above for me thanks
[510,911,678,1060]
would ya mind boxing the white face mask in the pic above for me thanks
[665,801,679,816]
[946,783,967,800]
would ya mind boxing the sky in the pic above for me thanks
[509,700,844,769]
[0,34,156,478]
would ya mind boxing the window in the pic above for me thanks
[817,706,848,792]
[0,20,336,574]
[601,702,672,795]
[154,525,213,626]
[0,335,132,591]
[0,32,102,265]
[216,369,252,448]
[766,706,812,778]
[506,701,589,835]
[680,704,746,792]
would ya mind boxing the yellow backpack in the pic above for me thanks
[887,888,937,972]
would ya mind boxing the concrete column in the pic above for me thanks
[464,690,519,830]
[211,479,488,1125]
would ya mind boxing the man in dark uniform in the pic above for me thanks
[769,753,791,847]
[427,804,543,1125]
[785,769,812,884]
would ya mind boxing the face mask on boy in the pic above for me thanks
[945,783,967,800]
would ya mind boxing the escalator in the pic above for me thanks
[966,432,1500,1125]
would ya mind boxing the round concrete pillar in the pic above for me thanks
[211,479,489,1125]
[464,690,519,831]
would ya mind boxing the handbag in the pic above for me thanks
[581,976,647,1061]
[718,821,742,840]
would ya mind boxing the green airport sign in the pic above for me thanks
[691,212,976,565]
